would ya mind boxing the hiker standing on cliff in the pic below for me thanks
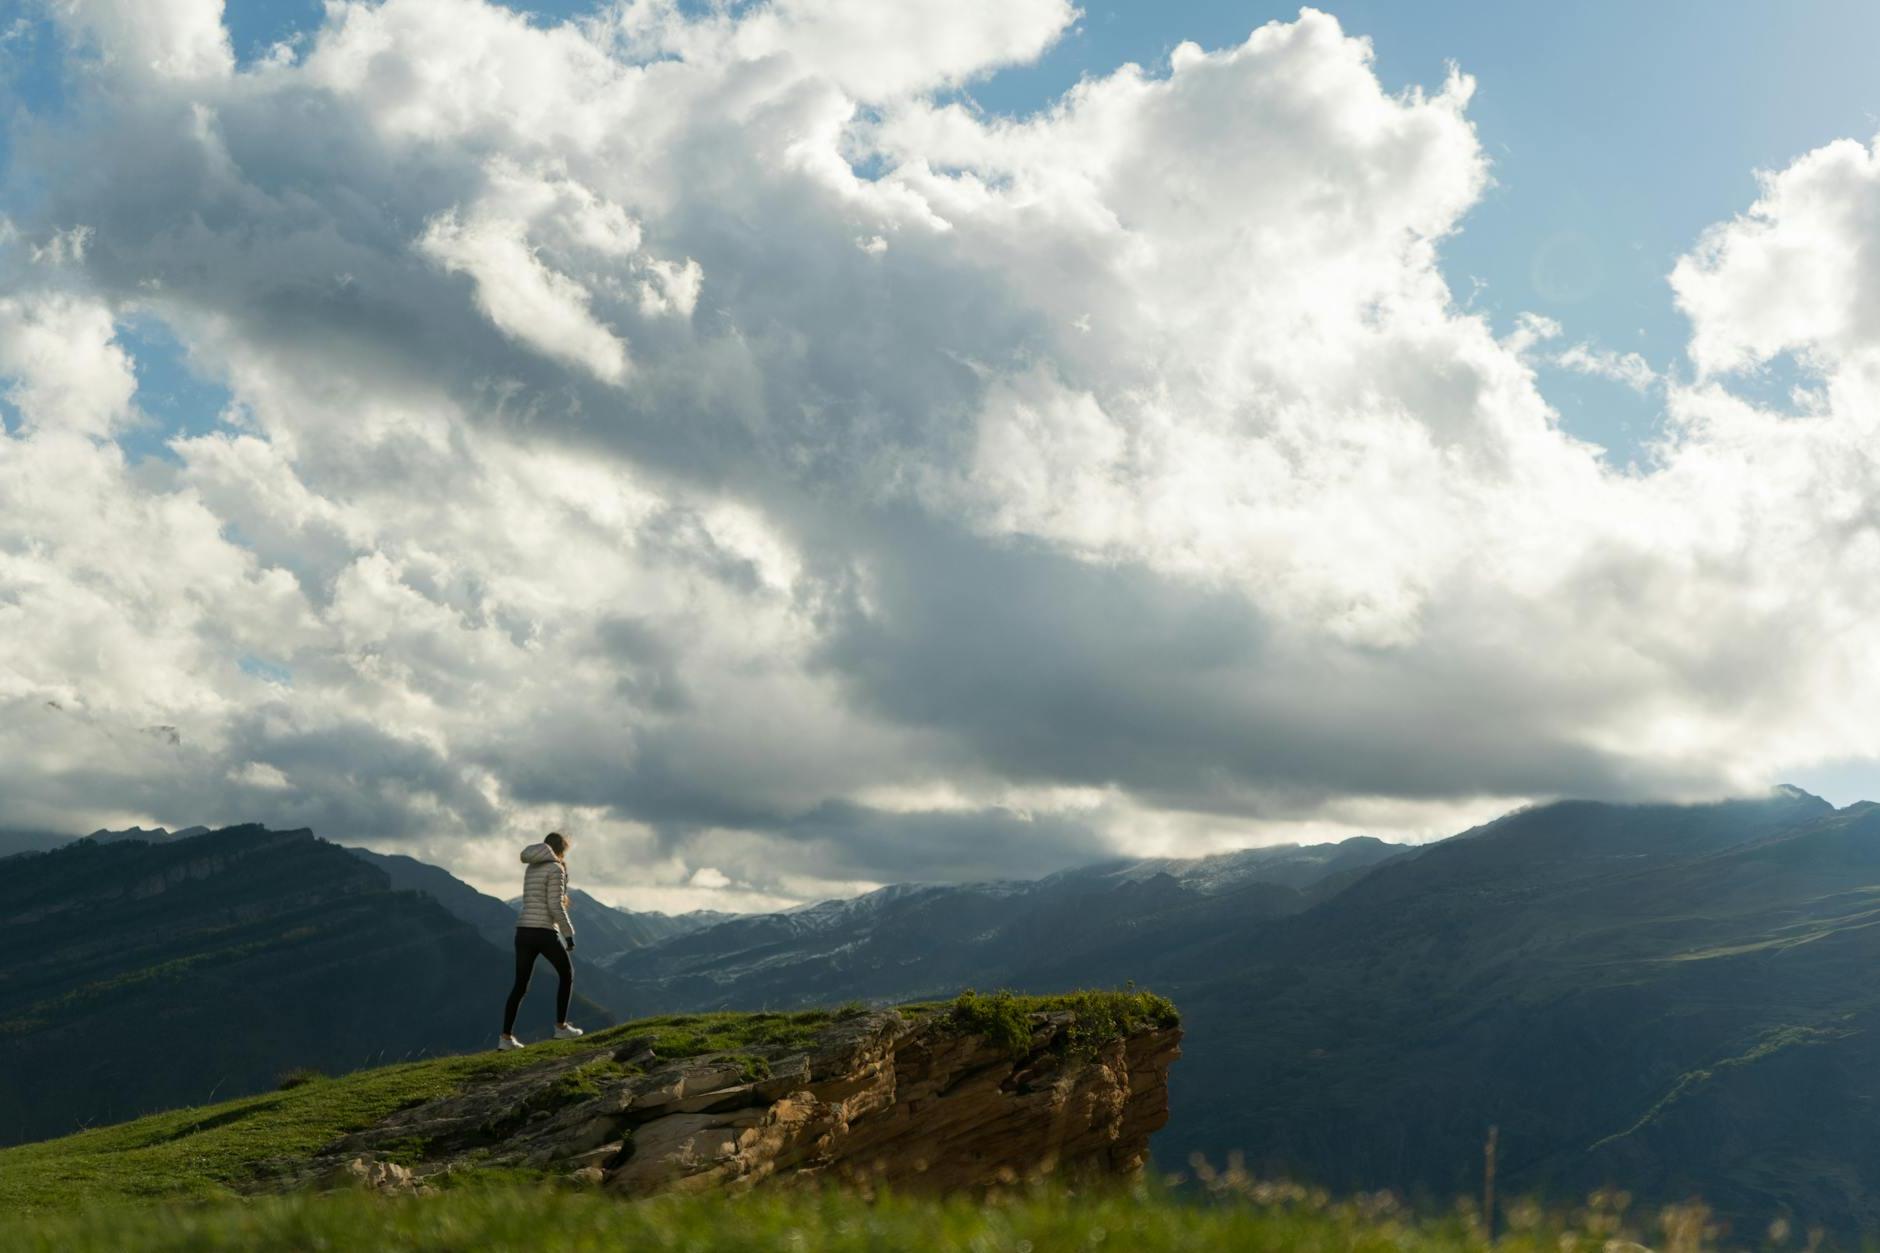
[498,831,583,1050]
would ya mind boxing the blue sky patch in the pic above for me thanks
[117,314,236,464]
[238,654,294,686]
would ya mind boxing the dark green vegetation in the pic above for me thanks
[944,986,1180,1059]
[0,826,615,1146]
[0,1179,1736,1253]
[0,1006,832,1210]
[0,993,1162,1213]
[604,787,1880,1238]
[1166,788,1880,1233]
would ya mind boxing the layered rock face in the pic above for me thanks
[295,1008,1181,1196]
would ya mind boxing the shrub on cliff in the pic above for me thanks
[945,987,1181,1058]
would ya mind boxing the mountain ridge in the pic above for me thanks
[0,825,614,1146]
[11,786,1880,1231]
[586,786,1880,1235]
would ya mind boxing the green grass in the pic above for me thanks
[0,935,289,1035]
[0,1008,841,1214]
[0,994,1173,1216]
[1588,1023,1856,1151]
[934,987,1181,1059]
[638,1009,833,1059]
[0,1180,1738,1253]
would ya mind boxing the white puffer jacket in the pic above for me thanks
[516,843,574,937]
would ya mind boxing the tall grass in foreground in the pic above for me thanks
[0,1177,1804,1253]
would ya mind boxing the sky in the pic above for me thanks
[3,1,1880,910]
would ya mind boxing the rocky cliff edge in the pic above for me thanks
[287,995,1181,1197]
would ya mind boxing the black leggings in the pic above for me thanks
[503,927,573,1034]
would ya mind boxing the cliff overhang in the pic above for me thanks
[287,994,1182,1197]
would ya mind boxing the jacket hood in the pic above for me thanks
[520,842,559,865]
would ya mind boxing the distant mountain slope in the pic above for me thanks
[344,845,519,944]
[86,825,211,845]
[3,824,219,858]
[603,836,1400,1009]
[0,826,612,1147]
[1155,787,1880,1235]
[1047,835,1402,897]
[567,890,731,953]
[599,789,1880,1235]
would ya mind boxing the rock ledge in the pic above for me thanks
[285,1006,1181,1196]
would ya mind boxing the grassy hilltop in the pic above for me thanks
[0,991,1176,1212]
[0,1007,836,1212]
[0,990,1770,1252]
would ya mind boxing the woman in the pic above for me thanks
[498,830,584,1050]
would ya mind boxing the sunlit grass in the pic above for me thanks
[0,1008,843,1213]
[0,992,1177,1214]
[0,1176,1765,1253]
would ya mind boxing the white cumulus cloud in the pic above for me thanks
[4,1,1880,906]
[420,207,634,385]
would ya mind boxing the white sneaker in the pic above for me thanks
[497,1035,526,1051]
[553,1023,584,1040]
